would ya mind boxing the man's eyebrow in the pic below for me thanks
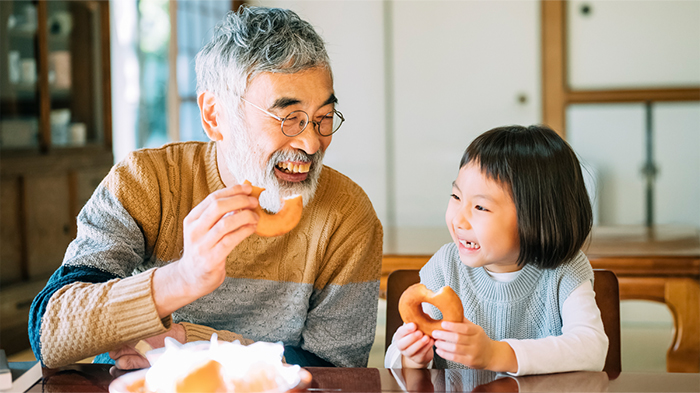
[323,94,338,107]
[270,97,301,111]
[269,94,337,111]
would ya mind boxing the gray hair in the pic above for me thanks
[194,6,331,110]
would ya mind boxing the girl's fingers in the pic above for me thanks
[402,334,432,357]
[396,329,427,352]
[440,319,475,333]
[432,329,462,344]
[434,339,465,354]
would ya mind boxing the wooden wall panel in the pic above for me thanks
[0,177,23,284]
[24,174,73,278]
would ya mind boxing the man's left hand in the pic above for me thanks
[109,323,186,370]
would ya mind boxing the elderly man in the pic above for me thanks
[29,7,382,369]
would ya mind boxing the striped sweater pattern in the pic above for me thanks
[29,141,383,368]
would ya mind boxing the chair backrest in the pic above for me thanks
[385,268,621,376]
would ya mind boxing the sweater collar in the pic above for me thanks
[204,142,226,192]
[461,259,542,302]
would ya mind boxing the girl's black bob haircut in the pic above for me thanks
[460,125,592,269]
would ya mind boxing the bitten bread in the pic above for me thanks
[244,180,303,237]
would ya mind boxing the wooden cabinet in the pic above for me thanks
[0,0,112,356]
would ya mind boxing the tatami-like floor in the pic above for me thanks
[10,300,674,373]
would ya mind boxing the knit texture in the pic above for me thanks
[30,141,382,368]
[420,243,593,369]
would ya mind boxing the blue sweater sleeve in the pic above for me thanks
[28,265,119,364]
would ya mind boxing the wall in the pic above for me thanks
[257,0,542,249]
[254,0,699,242]
[112,1,700,246]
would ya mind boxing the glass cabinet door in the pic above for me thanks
[46,0,104,148]
[0,1,40,150]
[0,0,106,151]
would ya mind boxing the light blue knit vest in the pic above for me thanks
[420,243,594,369]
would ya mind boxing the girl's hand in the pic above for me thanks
[433,319,517,373]
[394,323,435,368]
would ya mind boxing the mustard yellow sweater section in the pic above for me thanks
[32,141,382,367]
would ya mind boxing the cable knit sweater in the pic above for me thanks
[28,141,383,368]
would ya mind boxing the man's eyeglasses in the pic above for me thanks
[242,98,345,137]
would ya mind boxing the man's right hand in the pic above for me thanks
[152,184,259,318]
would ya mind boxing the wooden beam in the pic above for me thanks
[168,0,180,141]
[541,0,568,138]
[101,2,113,151]
[568,87,700,104]
[36,1,51,152]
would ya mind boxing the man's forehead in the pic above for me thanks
[248,69,334,107]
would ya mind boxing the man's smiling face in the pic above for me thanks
[222,67,336,212]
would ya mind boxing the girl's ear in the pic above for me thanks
[198,91,223,141]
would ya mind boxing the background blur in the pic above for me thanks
[111,0,700,371]
[2,0,699,371]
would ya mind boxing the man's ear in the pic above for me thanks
[198,91,223,141]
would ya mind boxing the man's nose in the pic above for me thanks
[289,125,323,155]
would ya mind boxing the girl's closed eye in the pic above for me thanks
[451,193,460,201]
[475,205,489,212]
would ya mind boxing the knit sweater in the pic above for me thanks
[399,242,598,371]
[28,141,383,368]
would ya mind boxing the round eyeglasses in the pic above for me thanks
[242,98,345,137]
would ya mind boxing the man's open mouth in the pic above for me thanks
[275,162,311,174]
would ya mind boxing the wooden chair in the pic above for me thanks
[385,269,622,376]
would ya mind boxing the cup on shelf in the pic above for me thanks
[20,59,36,84]
[49,51,72,89]
[70,123,87,145]
[48,11,73,37]
[50,109,71,146]
[8,51,21,84]
[19,4,37,33]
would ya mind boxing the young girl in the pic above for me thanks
[385,125,608,375]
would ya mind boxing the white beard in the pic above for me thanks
[222,123,324,213]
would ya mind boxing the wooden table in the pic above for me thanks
[381,225,700,373]
[24,364,700,392]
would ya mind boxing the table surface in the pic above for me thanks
[24,364,700,393]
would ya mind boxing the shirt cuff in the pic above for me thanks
[501,339,526,376]
[110,268,170,341]
[181,322,254,346]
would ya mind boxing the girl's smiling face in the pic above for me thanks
[445,163,521,273]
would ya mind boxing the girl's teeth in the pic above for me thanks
[459,240,480,249]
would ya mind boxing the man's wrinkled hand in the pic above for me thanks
[179,184,259,293]
[153,184,259,318]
